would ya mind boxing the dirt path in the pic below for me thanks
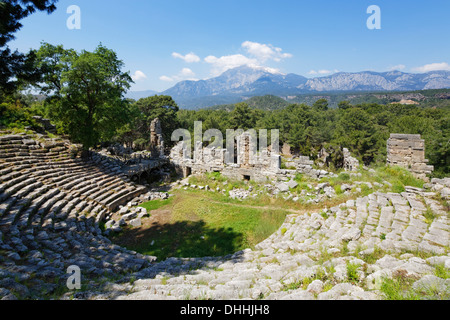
[207,199,313,215]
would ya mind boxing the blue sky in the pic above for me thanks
[9,0,450,92]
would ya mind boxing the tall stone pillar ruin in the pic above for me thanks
[387,134,434,180]
[150,118,164,157]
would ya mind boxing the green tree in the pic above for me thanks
[338,100,352,110]
[134,95,180,149]
[334,107,379,164]
[230,102,255,130]
[313,98,329,111]
[0,0,58,96]
[34,43,133,152]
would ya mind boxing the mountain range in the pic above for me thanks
[126,66,450,109]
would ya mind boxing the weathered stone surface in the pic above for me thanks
[129,218,142,228]
[387,134,433,179]
[276,182,290,192]
[412,275,449,294]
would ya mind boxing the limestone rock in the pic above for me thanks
[129,218,142,228]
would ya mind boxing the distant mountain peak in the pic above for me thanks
[127,66,450,109]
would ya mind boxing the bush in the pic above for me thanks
[346,262,360,284]
[0,100,37,129]
[334,184,343,195]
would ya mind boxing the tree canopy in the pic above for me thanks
[33,43,133,151]
[0,0,58,96]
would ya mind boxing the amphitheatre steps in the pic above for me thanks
[0,134,148,229]
[88,185,449,301]
[0,133,154,298]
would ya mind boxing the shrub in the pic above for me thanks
[346,262,360,284]
[334,184,343,195]
[338,173,350,181]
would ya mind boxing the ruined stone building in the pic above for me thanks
[387,134,434,179]
[171,132,282,182]
[170,131,334,182]
[149,118,164,157]
[343,148,360,172]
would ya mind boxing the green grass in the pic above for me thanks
[434,264,450,279]
[138,197,174,212]
[380,272,450,300]
[346,262,360,284]
[321,165,425,196]
[376,166,424,190]
[423,206,438,225]
[380,276,419,300]
[113,189,289,261]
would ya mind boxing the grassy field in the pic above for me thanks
[112,189,290,261]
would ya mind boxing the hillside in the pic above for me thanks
[205,89,450,111]
[286,88,450,109]
[154,66,450,109]
[208,94,290,111]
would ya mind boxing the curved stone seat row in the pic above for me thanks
[0,133,154,299]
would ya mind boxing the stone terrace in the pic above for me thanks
[89,186,449,300]
[0,133,153,299]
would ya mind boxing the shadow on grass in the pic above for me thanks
[113,220,245,262]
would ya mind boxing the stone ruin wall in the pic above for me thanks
[171,132,436,183]
[343,148,360,172]
[170,132,338,182]
[149,118,164,158]
[171,132,282,183]
[387,134,434,180]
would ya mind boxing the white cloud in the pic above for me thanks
[204,41,292,76]
[242,41,292,63]
[308,69,335,75]
[180,67,195,77]
[388,64,406,71]
[159,68,198,83]
[204,54,259,75]
[169,41,291,78]
[131,70,147,81]
[159,75,174,82]
[172,52,201,63]
[412,62,450,73]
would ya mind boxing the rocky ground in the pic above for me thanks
[178,170,396,206]
[85,181,449,301]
